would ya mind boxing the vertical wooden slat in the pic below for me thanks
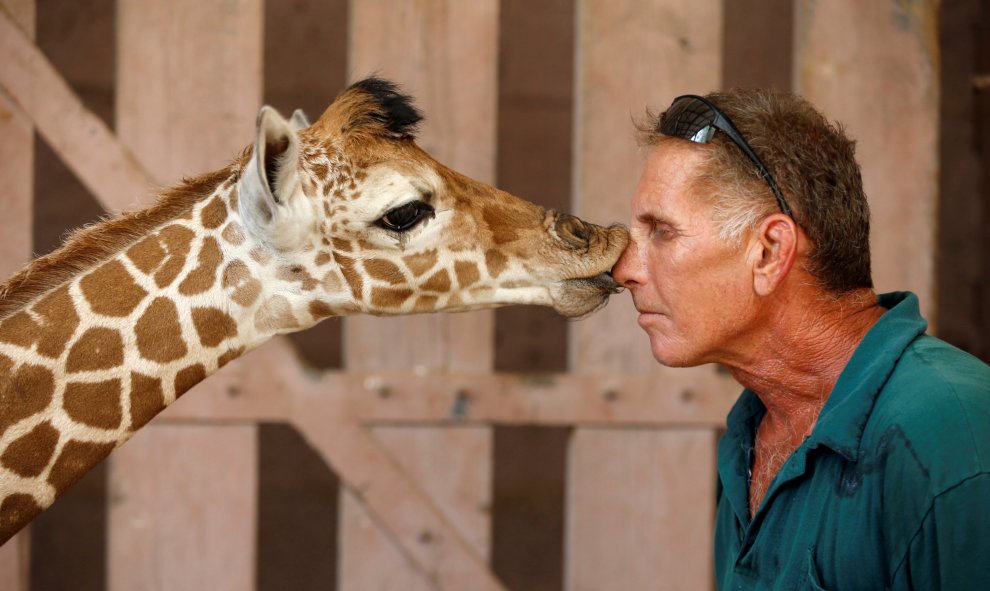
[116,0,262,188]
[0,2,34,588]
[566,430,717,589]
[110,1,263,588]
[108,426,257,591]
[568,0,723,589]
[341,2,499,589]
[0,0,34,280]
[794,0,939,318]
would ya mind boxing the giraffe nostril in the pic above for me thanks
[554,214,594,248]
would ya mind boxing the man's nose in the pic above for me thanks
[611,241,641,288]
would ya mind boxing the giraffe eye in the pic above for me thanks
[377,201,435,232]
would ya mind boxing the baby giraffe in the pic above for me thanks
[0,77,628,543]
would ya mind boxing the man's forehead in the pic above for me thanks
[633,143,710,216]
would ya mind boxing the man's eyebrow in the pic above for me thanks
[635,211,672,225]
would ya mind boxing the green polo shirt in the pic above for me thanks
[715,292,990,590]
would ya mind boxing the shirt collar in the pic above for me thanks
[724,291,928,463]
[806,291,927,460]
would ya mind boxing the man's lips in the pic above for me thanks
[634,308,666,326]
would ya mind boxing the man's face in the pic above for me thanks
[613,142,758,367]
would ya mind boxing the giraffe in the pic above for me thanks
[0,77,628,543]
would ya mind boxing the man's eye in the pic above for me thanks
[650,223,674,239]
[377,201,435,232]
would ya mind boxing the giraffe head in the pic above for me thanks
[237,78,628,326]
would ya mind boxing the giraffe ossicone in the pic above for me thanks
[0,77,628,543]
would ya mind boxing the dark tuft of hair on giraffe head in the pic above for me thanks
[347,77,423,139]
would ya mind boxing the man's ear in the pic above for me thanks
[239,105,303,248]
[750,214,800,296]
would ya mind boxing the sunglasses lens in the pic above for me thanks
[660,98,717,144]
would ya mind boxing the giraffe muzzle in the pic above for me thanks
[553,213,599,250]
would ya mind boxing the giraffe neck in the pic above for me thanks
[0,169,347,544]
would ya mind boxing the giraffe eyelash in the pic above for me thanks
[375,201,435,233]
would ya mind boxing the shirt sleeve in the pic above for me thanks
[889,472,990,590]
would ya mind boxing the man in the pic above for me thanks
[611,89,990,589]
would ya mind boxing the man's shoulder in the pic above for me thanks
[866,334,990,492]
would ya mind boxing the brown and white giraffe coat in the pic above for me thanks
[0,78,628,543]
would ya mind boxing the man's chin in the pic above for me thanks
[649,346,695,368]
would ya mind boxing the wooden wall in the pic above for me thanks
[0,0,983,590]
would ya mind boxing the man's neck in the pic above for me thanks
[728,287,885,427]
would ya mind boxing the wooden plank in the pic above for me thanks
[567,1,724,589]
[340,2,501,589]
[0,6,153,215]
[108,1,264,587]
[290,393,503,591]
[794,0,939,319]
[0,3,33,588]
[0,530,28,591]
[565,429,718,590]
[345,0,498,372]
[157,337,738,427]
[117,0,263,188]
[571,0,724,373]
[338,427,493,590]
[108,425,257,591]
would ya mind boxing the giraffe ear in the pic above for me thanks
[289,109,311,131]
[239,106,305,249]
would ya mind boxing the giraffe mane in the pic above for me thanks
[311,76,423,143]
[0,152,249,320]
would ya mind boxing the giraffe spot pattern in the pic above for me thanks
[0,494,42,543]
[331,238,353,253]
[80,260,148,317]
[0,285,80,358]
[1,421,59,477]
[63,379,123,430]
[364,259,405,285]
[32,285,81,358]
[217,347,244,369]
[66,328,125,373]
[332,252,363,300]
[179,237,223,295]
[314,252,331,266]
[129,372,165,431]
[0,311,39,348]
[483,203,523,245]
[174,364,206,398]
[413,295,439,311]
[485,249,508,279]
[276,265,319,291]
[48,439,115,495]
[201,196,228,229]
[135,297,188,363]
[370,287,413,309]
[249,247,272,265]
[221,222,246,246]
[126,224,195,288]
[402,250,439,277]
[222,260,262,307]
[0,364,55,438]
[421,269,451,292]
[308,300,336,319]
[254,296,299,332]
[455,261,481,288]
[191,307,238,347]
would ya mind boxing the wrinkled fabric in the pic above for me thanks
[715,292,990,590]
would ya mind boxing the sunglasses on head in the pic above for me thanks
[659,94,793,218]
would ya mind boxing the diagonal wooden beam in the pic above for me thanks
[162,340,506,590]
[0,5,156,214]
[289,379,506,590]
